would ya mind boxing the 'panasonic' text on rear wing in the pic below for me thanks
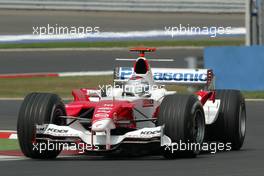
[114,67,214,87]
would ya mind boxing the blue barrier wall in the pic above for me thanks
[204,46,264,91]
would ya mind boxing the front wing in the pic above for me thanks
[35,123,172,152]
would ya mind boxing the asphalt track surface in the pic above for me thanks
[0,48,203,74]
[0,10,244,34]
[0,100,263,176]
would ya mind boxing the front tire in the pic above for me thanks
[17,93,66,159]
[157,94,205,159]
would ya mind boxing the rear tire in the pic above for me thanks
[208,90,246,150]
[157,94,205,159]
[17,93,66,159]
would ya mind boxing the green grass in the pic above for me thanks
[0,139,19,151]
[242,91,264,99]
[0,76,185,98]
[0,39,244,49]
[0,76,263,99]
[0,76,113,98]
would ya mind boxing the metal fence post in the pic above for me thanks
[259,0,264,44]
[246,0,251,45]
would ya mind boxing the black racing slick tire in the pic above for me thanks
[157,94,205,159]
[17,93,66,159]
[208,90,246,150]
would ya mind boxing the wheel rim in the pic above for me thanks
[239,104,246,140]
[51,105,65,125]
[193,110,205,144]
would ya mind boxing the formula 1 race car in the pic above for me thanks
[17,48,246,159]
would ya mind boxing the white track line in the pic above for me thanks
[0,130,17,139]
[0,130,16,132]
[246,99,264,102]
[58,71,113,77]
[0,155,26,161]
[0,98,24,100]
[0,28,245,43]
[8,134,17,139]
[0,70,113,78]
[0,47,130,52]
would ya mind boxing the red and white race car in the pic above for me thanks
[17,48,246,159]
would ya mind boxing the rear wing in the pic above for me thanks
[114,67,215,89]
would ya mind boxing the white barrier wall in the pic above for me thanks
[0,0,245,13]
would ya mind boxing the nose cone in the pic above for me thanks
[92,118,116,132]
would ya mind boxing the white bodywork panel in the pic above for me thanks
[104,87,175,128]
[203,99,221,124]
[92,118,115,132]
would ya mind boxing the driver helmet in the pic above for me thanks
[124,76,150,96]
